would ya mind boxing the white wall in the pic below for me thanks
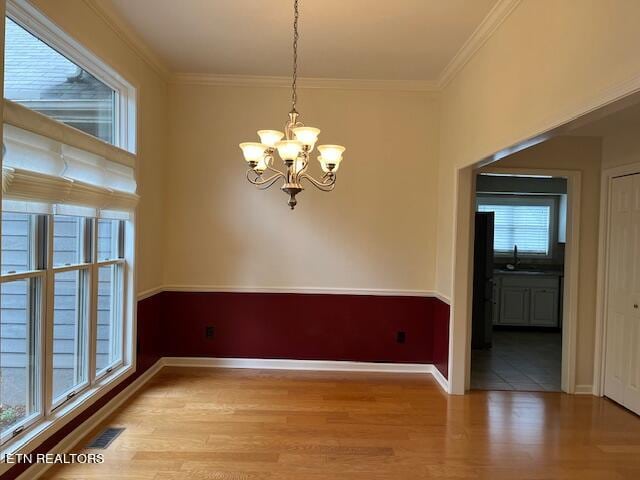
[165,83,440,292]
[602,121,640,170]
[437,0,640,299]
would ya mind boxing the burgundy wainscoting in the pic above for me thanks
[0,294,164,480]
[161,291,450,367]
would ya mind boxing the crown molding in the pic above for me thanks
[171,73,439,92]
[437,0,521,89]
[83,0,521,91]
[82,0,170,81]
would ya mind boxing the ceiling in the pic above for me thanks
[103,0,498,82]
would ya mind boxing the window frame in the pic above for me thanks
[5,0,137,153]
[476,194,558,259]
[94,219,126,381]
[0,213,130,445]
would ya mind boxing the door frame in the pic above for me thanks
[453,166,582,394]
[593,161,640,396]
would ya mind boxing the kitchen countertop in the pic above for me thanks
[493,269,563,276]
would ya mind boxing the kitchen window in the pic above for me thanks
[477,196,556,257]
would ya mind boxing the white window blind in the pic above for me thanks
[478,202,551,255]
[2,109,138,218]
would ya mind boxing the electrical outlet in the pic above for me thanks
[205,326,215,339]
[396,331,406,344]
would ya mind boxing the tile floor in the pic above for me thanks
[471,330,562,392]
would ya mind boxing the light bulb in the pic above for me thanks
[317,145,345,171]
[239,142,267,163]
[257,130,284,148]
[318,155,342,173]
[294,159,306,173]
[319,156,330,173]
[276,140,303,161]
[292,127,321,150]
[255,156,269,173]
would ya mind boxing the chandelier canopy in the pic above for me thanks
[239,0,345,209]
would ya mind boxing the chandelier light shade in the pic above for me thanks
[257,130,284,147]
[239,0,345,209]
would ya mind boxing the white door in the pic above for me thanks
[604,173,640,414]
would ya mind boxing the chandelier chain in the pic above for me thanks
[291,0,299,113]
[240,0,345,209]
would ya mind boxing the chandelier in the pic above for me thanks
[239,0,345,209]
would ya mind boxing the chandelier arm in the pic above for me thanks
[265,164,287,177]
[292,153,309,182]
[299,172,336,192]
[246,169,286,190]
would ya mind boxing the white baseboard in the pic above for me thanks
[574,384,594,395]
[162,357,450,392]
[18,360,164,480]
[429,365,450,393]
[162,356,433,373]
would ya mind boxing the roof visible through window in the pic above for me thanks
[4,17,116,144]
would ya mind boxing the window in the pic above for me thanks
[96,264,123,375]
[3,1,136,152]
[1,212,36,274]
[1,0,137,452]
[96,219,125,376]
[477,196,555,256]
[4,18,116,144]
[0,278,42,441]
[0,214,127,442]
[0,214,44,444]
[51,216,89,404]
[52,269,89,403]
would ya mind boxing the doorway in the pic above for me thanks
[470,172,571,392]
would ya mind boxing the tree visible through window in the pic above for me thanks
[4,17,116,144]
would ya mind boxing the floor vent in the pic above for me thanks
[87,427,125,449]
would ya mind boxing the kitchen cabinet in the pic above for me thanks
[500,287,530,325]
[493,272,561,327]
[530,287,559,326]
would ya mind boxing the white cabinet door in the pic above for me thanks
[499,287,529,325]
[530,287,559,327]
[604,174,640,414]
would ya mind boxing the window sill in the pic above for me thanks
[0,363,134,472]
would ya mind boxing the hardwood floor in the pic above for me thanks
[42,367,640,480]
